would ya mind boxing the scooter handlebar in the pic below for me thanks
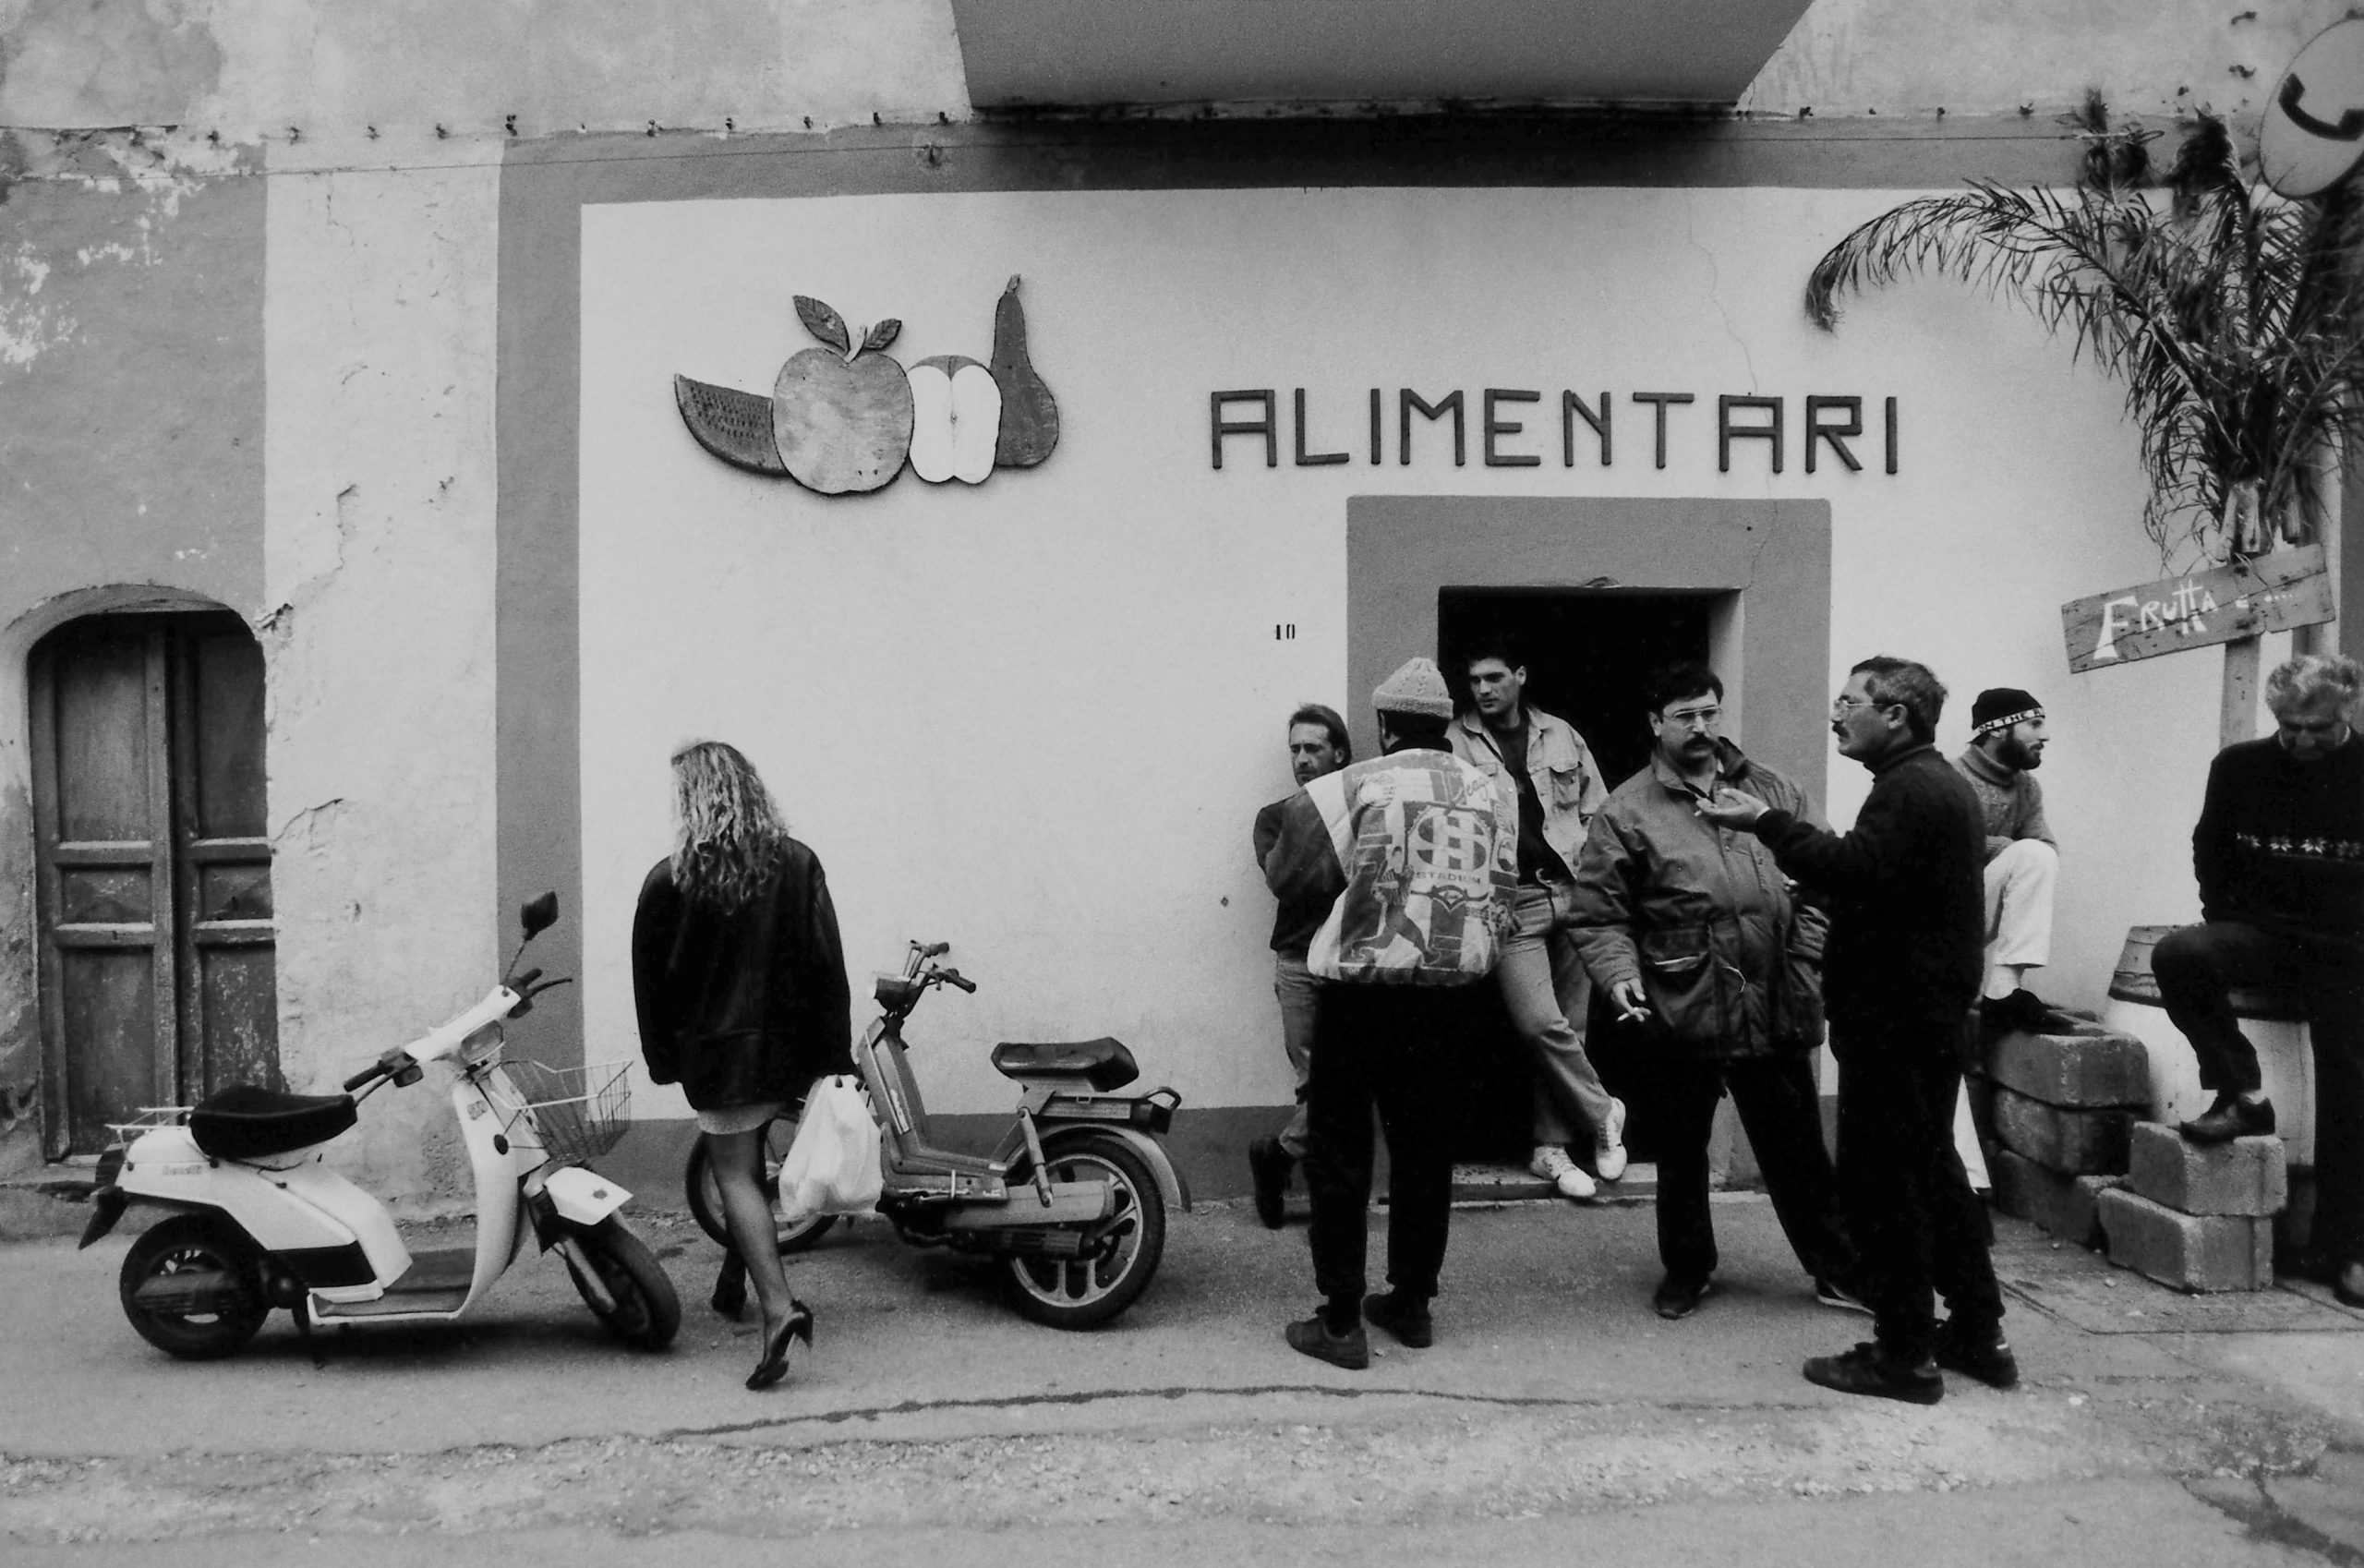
[341,1063,382,1092]
[935,968,977,994]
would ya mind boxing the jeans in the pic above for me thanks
[1272,952,1320,1160]
[1302,981,1472,1309]
[1832,1011,2004,1361]
[1497,883,1616,1146]
[2153,920,2364,1264]
[1657,1054,1854,1290]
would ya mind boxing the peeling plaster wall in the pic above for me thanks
[1743,0,2350,121]
[0,127,262,1176]
[261,140,501,1211]
[0,1,970,138]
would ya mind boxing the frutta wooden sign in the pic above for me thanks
[674,275,1058,495]
[2060,546,2334,674]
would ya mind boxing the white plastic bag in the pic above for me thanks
[775,1075,884,1220]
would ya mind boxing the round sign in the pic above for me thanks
[2261,18,2364,198]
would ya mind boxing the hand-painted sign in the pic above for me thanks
[2060,546,2333,674]
[2261,18,2364,199]
[673,275,1058,494]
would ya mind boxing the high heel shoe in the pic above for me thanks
[745,1298,814,1391]
[710,1254,747,1321]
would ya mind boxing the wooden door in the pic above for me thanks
[30,612,279,1157]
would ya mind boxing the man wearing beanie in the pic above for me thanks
[1954,687,2062,1035]
[1260,656,1519,1367]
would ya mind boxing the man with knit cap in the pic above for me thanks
[1261,656,1519,1368]
[1953,687,2062,1034]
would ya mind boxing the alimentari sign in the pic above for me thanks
[2059,546,2334,673]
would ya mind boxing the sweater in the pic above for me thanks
[2192,731,2364,942]
[1749,742,1986,1032]
[631,839,854,1110]
[1952,744,2055,861]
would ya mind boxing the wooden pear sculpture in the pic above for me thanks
[990,275,1059,469]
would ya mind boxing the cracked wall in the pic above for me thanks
[261,136,501,1210]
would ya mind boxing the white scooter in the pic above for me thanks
[80,893,681,1360]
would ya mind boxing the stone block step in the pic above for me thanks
[1991,1085,2135,1176]
[1442,1162,1658,1205]
[2097,1186,2274,1292]
[2126,1121,2286,1217]
[1984,1025,2150,1109]
[1989,1147,2117,1248]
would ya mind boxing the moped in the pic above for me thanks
[687,940,1187,1327]
[81,893,681,1359]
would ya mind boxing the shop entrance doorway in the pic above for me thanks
[1435,588,1724,1165]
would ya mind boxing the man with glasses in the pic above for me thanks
[1699,657,2008,1404]
[1450,636,1627,1201]
[1569,663,1863,1321]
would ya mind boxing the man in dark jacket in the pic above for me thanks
[2152,654,2364,1307]
[1248,703,1352,1229]
[1570,662,1860,1321]
[1698,657,2008,1404]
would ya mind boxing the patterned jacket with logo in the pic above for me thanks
[1567,740,1830,1057]
[1448,706,1609,879]
[1261,742,1519,985]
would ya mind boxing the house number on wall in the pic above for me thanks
[1208,388,1900,476]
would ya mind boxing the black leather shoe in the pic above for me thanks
[1651,1273,1713,1321]
[1980,989,2063,1036]
[2178,1093,2275,1145]
[1248,1136,1293,1231]
[1935,1321,2020,1389]
[1803,1342,1944,1405]
[1363,1290,1433,1348]
[1285,1313,1369,1369]
[746,1298,814,1392]
[2334,1260,2364,1310]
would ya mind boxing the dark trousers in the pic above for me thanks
[1833,1013,2004,1362]
[1658,1053,1854,1289]
[1303,981,1468,1309]
[2154,921,2364,1264]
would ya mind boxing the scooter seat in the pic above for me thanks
[188,1084,358,1161]
[989,1036,1139,1092]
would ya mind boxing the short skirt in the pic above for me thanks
[694,1099,787,1137]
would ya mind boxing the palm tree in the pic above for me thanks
[1804,106,2364,564]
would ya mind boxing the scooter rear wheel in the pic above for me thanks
[684,1115,838,1255]
[118,1214,270,1360]
[563,1215,682,1351]
[999,1132,1167,1330]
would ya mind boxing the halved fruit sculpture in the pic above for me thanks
[674,275,1058,494]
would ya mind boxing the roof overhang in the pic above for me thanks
[948,0,1815,113]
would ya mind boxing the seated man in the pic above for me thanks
[2153,654,2364,1309]
[1952,687,2061,1034]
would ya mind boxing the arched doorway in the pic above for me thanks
[29,609,279,1156]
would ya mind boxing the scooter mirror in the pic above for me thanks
[519,891,560,939]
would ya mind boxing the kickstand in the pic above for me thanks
[292,1297,325,1369]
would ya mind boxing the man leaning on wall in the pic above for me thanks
[1449,636,1628,1200]
[1248,703,1352,1228]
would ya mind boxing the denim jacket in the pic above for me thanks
[1449,706,1609,880]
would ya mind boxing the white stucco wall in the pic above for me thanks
[262,139,503,1206]
[578,183,2223,1126]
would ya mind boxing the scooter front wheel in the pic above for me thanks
[684,1115,838,1255]
[999,1132,1167,1330]
[118,1214,270,1360]
[562,1215,682,1351]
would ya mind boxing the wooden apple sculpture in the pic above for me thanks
[772,296,913,495]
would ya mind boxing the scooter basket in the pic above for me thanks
[502,1058,632,1164]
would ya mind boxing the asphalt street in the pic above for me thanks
[4,1189,2362,1566]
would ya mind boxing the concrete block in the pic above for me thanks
[1991,1085,2135,1176]
[2125,1122,2286,1217]
[2098,1187,2274,1292]
[1989,1148,2117,1248]
[1984,1027,2151,1108]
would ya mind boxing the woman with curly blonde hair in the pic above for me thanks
[632,741,852,1389]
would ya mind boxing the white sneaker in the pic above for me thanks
[1594,1098,1630,1184]
[1530,1143,1597,1201]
